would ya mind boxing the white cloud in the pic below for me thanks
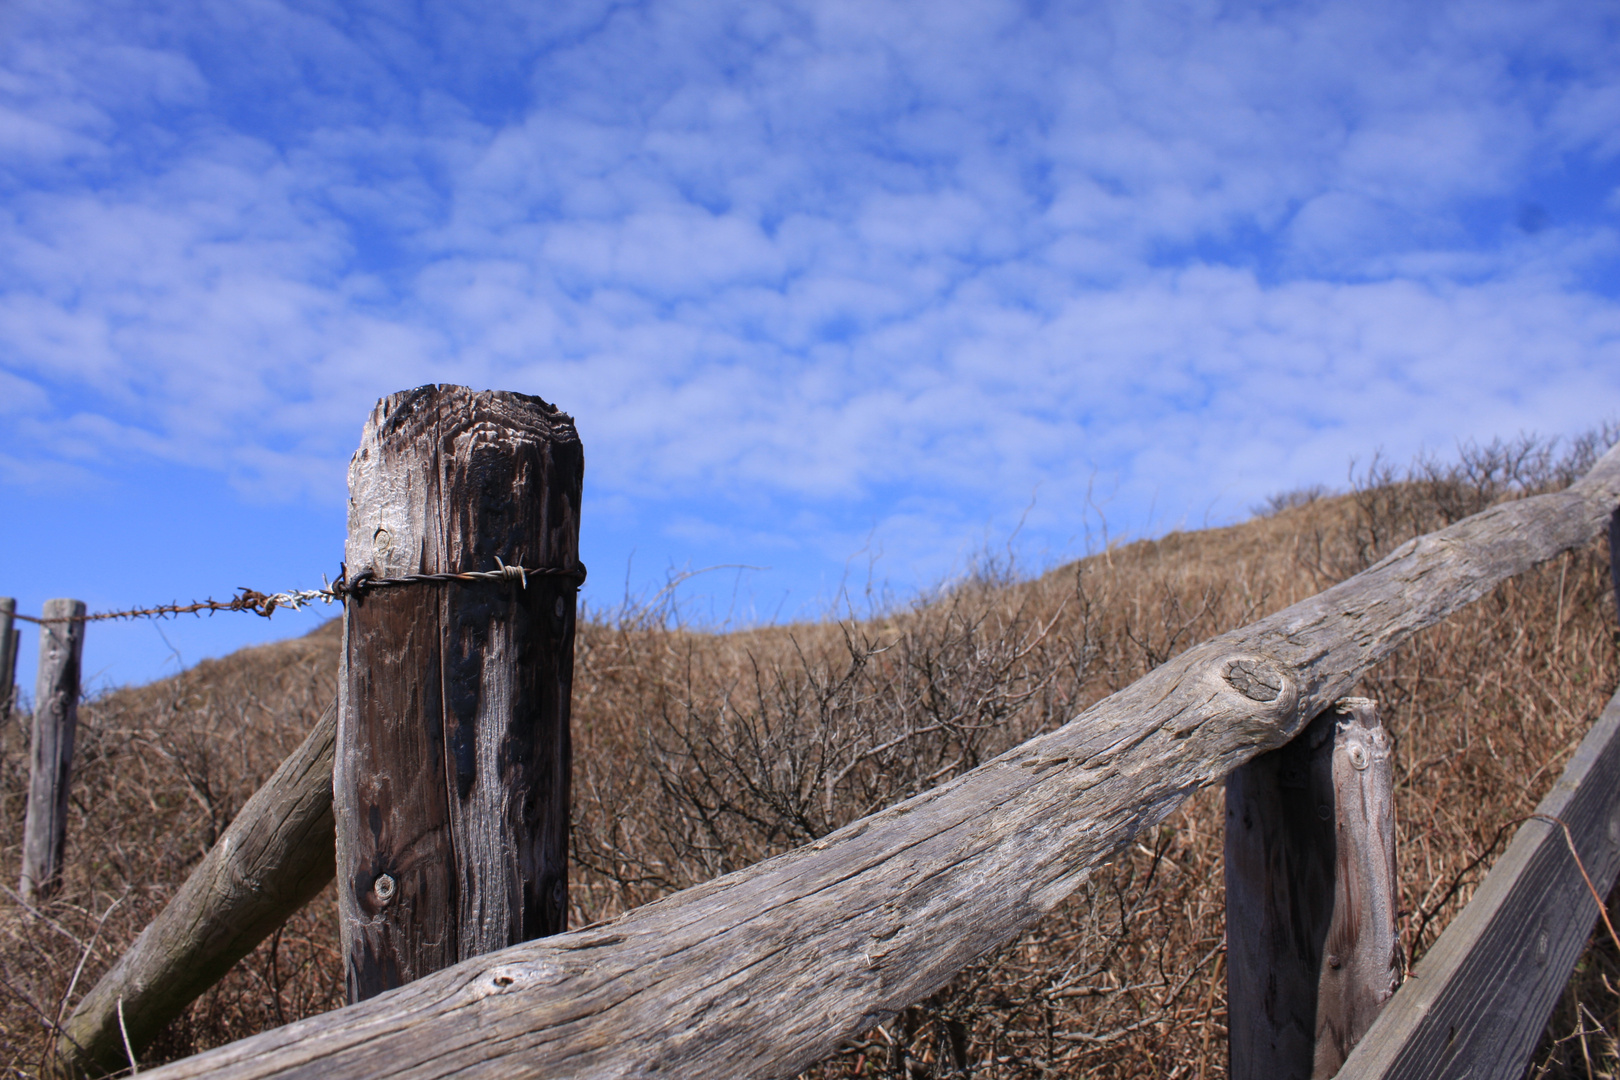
[1,0,1617,606]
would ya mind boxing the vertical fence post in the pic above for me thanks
[336,386,583,1003]
[20,599,86,903]
[5,628,16,723]
[1226,698,1400,1079]
[0,598,16,724]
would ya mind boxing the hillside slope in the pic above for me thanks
[3,439,1618,1078]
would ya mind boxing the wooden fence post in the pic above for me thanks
[0,597,16,724]
[336,386,583,1003]
[1226,698,1400,1080]
[6,629,16,723]
[20,599,86,903]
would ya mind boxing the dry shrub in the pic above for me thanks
[572,430,1620,1079]
[570,577,1094,905]
[0,624,343,1076]
[1,428,1618,1078]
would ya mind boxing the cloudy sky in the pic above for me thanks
[2,0,1618,692]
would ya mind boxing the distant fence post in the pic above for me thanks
[20,598,86,903]
[1226,698,1400,1079]
[0,597,16,724]
[336,385,583,1003]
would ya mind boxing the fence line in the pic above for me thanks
[8,558,587,625]
[101,438,1620,1079]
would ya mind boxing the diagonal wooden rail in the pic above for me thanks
[56,704,336,1076]
[128,442,1620,1080]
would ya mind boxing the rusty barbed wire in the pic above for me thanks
[10,557,587,624]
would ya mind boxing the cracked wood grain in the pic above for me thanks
[337,385,581,1002]
[21,598,86,903]
[135,440,1620,1080]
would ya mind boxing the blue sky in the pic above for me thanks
[2,0,1618,693]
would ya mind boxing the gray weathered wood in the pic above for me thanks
[6,627,17,723]
[1226,698,1399,1080]
[54,703,337,1078]
[21,599,86,902]
[1335,681,1620,1080]
[337,385,582,1002]
[137,442,1620,1080]
[0,597,16,724]
[6,624,17,718]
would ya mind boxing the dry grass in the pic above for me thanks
[0,625,343,1074]
[2,431,1619,1078]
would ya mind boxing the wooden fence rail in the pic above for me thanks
[56,705,337,1075]
[111,441,1620,1079]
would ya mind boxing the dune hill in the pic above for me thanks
[3,436,1619,1078]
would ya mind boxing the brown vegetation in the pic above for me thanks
[3,432,1619,1078]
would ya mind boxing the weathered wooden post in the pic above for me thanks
[1226,698,1400,1079]
[20,598,87,902]
[0,597,16,724]
[336,386,583,1002]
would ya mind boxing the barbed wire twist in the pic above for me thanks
[11,557,587,624]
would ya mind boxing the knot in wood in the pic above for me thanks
[1332,699,1391,772]
[1223,658,1284,702]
